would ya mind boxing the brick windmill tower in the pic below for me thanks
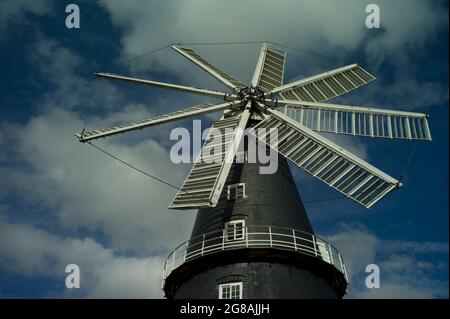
[77,43,431,299]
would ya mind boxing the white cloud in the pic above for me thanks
[0,216,164,298]
[327,223,448,299]
[390,79,449,110]
[381,240,449,254]
[0,33,199,297]
[99,0,372,85]
[364,0,448,66]
[29,35,123,111]
[98,1,446,70]
[0,0,52,38]
[326,223,379,280]
[0,35,196,255]
[1,107,195,254]
[353,254,447,298]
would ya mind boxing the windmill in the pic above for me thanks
[77,43,431,299]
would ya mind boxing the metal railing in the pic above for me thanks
[163,225,348,285]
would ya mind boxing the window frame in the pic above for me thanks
[227,183,247,201]
[218,282,243,299]
[224,219,246,241]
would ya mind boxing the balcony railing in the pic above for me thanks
[163,225,348,286]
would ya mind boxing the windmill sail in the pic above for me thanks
[251,43,286,91]
[79,42,431,210]
[95,72,235,101]
[274,100,431,141]
[271,64,375,102]
[172,46,246,89]
[77,102,238,142]
[251,107,400,208]
[169,108,250,209]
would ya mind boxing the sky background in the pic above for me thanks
[0,0,448,298]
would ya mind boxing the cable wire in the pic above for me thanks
[100,40,340,72]
[105,44,170,71]
[303,195,347,204]
[398,144,417,183]
[85,141,350,205]
[269,41,339,61]
[86,141,181,192]
[175,41,267,46]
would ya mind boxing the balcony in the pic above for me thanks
[163,225,348,286]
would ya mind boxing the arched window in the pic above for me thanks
[224,219,246,241]
[219,282,243,299]
[227,183,246,201]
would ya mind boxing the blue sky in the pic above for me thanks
[0,0,448,298]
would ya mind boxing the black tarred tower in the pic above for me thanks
[163,134,348,298]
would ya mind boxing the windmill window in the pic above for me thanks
[316,240,331,263]
[225,220,246,241]
[219,282,243,299]
[227,183,246,201]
